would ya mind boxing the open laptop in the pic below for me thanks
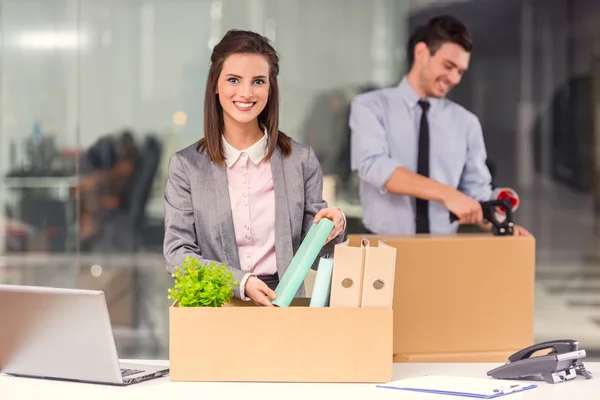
[0,284,169,385]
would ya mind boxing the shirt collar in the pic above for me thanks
[222,127,268,167]
[398,76,442,111]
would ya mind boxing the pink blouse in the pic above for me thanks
[223,132,276,300]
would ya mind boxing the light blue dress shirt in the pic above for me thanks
[350,77,492,235]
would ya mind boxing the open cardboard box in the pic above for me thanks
[169,297,393,382]
[349,233,536,363]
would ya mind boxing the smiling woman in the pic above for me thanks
[163,29,347,307]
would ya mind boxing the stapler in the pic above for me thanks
[487,340,593,384]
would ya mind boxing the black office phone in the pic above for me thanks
[487,339,593,384]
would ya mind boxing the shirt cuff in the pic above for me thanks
[373,158,402,194]
[239,273,254,301]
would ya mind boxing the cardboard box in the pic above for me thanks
[349,233,535,363]
[169,298,393,382]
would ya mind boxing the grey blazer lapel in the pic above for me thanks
[270,149,293,276]
[210,161,241,269]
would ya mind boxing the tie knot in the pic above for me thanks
[418,99,430,112]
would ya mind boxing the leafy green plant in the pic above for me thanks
[168,256,238,307]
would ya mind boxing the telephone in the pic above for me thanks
[487,339,593,384]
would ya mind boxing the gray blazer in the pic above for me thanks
[163,139,346,299]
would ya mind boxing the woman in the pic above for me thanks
[163,29,346,306]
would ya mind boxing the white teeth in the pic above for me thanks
[234,102,254,108]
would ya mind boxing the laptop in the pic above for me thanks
[0,284,169,385]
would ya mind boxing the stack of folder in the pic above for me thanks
[272,219,396,309]
[328,238,396,309]
[308,256,334,307]
[272,218,334,307]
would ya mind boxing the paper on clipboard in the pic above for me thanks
[376,375,537,398]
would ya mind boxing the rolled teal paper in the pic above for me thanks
[272,218,334,307]
[309,257,334,307]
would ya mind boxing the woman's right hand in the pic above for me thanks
[244,276,277,306]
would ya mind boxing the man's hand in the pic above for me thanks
[442,190,483,225]
[513,224,532,237]
[478,221,532,237]
[244,276,276,306]
[313,207,345,243]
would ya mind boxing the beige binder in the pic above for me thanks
[360,240,396,308]
[329,239,366,308]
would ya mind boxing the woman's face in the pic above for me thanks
[217,53,270,126]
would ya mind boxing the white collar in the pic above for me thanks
[222,127,268,167]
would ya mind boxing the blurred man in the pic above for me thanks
[350,15,530,236]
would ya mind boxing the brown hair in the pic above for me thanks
[407,15,473,68]
[197,29,292,164]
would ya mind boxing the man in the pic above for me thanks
[350,15,530,236]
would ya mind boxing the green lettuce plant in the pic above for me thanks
[168,256,238,307]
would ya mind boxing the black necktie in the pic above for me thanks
[416,99,430,234]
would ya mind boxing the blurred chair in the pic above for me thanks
[122,135,162,249]
[81,135,118,174]
[79,132,162,253]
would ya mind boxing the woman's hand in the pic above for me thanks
[313,207,345,243]
[244,276,276,306]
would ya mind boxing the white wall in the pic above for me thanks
[0,0,77,172]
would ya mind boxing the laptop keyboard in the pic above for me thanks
[121,368,144,377]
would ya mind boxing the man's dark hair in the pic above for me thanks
[407,15,473,68]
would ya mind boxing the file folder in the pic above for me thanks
[360,240,396,308]
[309,256,334,307]
[376,375,537,398]
[272,218,334,307]
[329,239,366,307]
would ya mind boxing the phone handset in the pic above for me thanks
[508,339,579,363]
[487,339,592,383]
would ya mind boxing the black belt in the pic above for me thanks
[257,273,279,291]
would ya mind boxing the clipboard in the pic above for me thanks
[376,375,537,398]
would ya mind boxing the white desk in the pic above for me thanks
[1,360,598,399]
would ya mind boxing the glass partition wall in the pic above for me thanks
[0,0,410,359]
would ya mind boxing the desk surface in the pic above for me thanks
[1,360,598,399]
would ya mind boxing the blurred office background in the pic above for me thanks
[1,0,600,360]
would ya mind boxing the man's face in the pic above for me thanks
[417,42,470,98]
